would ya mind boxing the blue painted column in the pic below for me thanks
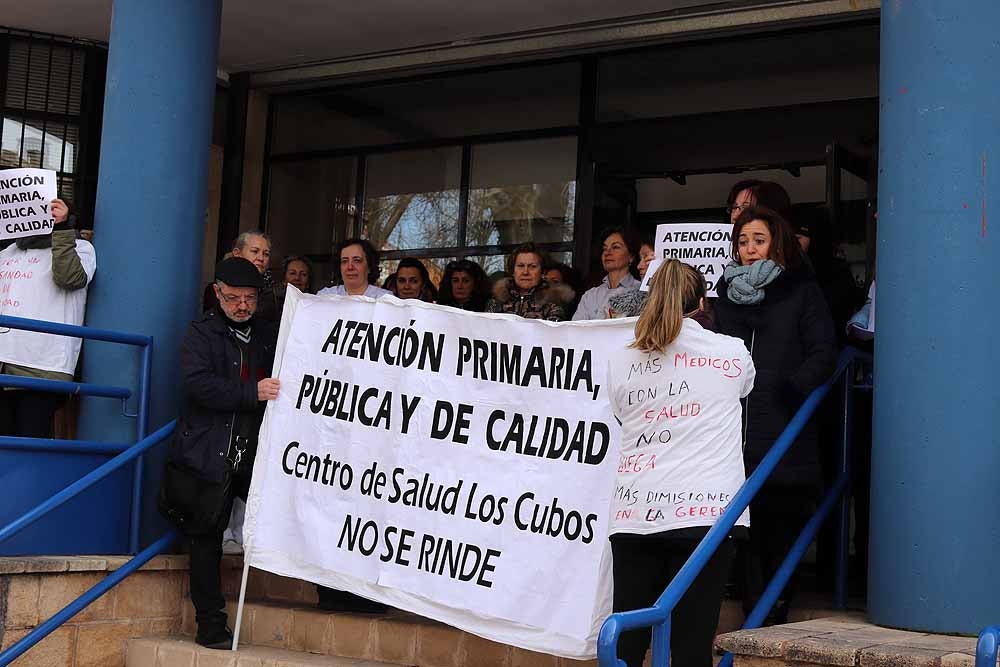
[871,1,1000,633]
[78,0,222,546]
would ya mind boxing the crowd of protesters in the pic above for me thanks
[0,180,873,663]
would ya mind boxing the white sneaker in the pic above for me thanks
[222,538,243,555]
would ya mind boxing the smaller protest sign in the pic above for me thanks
[0,168,57,241]
[639,258,662,293]
[653,223,732,297]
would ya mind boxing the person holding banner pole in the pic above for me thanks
[0,198,96,438]
[158,257,279,649]
[573,227,639,320]
[714,206,836,624]
[607,260,755,667]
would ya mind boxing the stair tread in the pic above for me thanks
[127,636,402,666]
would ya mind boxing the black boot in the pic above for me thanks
[196,617,233,650]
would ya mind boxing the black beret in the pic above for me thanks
[215,257,264,288]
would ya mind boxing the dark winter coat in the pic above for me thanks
[714,263,837,490]
[813,257,865,346]
[168,309,278,484]
[485,279,573,322]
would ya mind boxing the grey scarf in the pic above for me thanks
[724,260,783,305]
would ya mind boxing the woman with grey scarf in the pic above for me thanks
[714,206,836,626]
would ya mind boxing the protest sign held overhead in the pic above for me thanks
[243,291,635,658]
[654,222,732,297]
[0,168,57,241]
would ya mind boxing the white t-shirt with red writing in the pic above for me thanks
[606,318,755,535]
[0,239,96,375]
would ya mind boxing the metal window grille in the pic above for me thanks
[0,29,96,208]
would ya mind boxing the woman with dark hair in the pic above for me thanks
[714,206,837,624]
[282,255,313,294]
[317,238,391,299]
[393,257,437,302]
[486,243,571,321]
[608,234,656,318]
[607,260,755,667]
[573,226,639,320]
[438,259,490,312]
[543,262,582,318]
[726,179,763,223]
[726,180,793,224]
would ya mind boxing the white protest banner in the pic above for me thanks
[0,168,57,241]
[654,222,732,297]
[243,290,635,658]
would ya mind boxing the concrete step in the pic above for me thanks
[125,636,394,666]
[179,600,591,667]
[217,559,854,637]
[714,617,978,667]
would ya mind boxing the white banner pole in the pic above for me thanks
[231,547,252,652]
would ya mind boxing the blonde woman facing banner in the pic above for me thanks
[606,260,755,667]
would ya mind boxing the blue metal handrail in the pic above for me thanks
[0,529,178,667]
[0,373,131,399]
[0,314,154,553]
[976,626,1000,667]
[0,421,176,547]
[0,435,130,455]
[598,347,871,667]
[0,313,152,346]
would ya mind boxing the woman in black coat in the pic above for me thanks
[714,206,837,624]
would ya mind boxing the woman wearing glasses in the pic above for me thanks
[726,180,793,224]
[438,259,491,312]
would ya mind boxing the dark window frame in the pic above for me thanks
[0,28,107,223]
[258,17,879,277]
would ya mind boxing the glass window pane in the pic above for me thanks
[363,147,462,252]
[0,118,78,173]
[266,157,357,288]
[271,63,580,154]
[467,251,572,278]
[468,137,577,247]
[598,24,878,122]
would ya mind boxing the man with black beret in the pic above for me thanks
[160,256,280,649]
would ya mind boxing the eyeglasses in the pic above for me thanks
[726,202,753,215]
[219,292,258,306]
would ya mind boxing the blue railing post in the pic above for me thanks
[651,619,671,667]
[976,626,1000,667]
[833,359,854,610]
[128,341,154,553]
